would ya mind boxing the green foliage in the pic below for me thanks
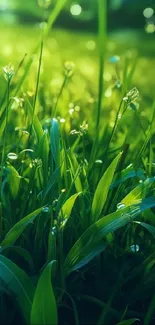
[0,255,35,324]
[116,319,139,325]
[31,261,58,325]
[1,207,44,247]
[91,152,122,222]
[1,1,155,325]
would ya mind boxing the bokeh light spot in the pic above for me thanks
[70,3,82,16]
[86,40,96,51]
[145,23,155,33]
[143,7,154,19]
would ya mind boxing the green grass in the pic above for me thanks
[1,2,155,325]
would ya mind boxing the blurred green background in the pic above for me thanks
[0,0,155,123]
[1,0,155,30]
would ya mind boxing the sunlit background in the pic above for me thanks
[0,0,155,31]
[0,0,155,119]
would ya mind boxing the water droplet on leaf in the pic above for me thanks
[42,207,49,213]
[130,244,140,253]
[7,152,18,160]
[117,203,126,210]
[95,160,103,164]
[51,226,57,236]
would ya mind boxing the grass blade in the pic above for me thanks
[91,152,122,222]
[121,178,155,206]
[50,118,60,170]
[1,207,43,247]
[59,192,81,229]
[116,319,139,325]
[0,254,35,324]
[31,261,58,325]
[64,204,140,276]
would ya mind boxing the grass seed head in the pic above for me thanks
[3,63,14,82]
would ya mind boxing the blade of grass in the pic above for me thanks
[89,0,107,166]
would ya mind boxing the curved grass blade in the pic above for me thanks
[0,254,35,324]
[31,261,57,325]
[64,197,155,275]
[40,167,60,204]
[110,166,145,189]
[121,178,155,206]
[59,192,81,229]
[134,221,155,239]
[50,119,60,170]
[37,132,49,185]
[3,164,21,199]
[116,319,139,325]
[1,207,43,247]
[44,0,67,37]
[64,204,141,276]
[144,294,155,325]
[68,151,83,193]
[1,246,34,272]
[91,152,122,222]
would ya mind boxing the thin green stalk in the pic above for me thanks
[27,33,44,147]
[96,0,107,129]
[89,0,107,168]
[1,80,11,165]
[0,53,27,108]
[98,99,123,176]
[33,38,44,113]
[18,0,67,95]
[0,203,2,240]
[144,294,155,325]
[52,75,68,117]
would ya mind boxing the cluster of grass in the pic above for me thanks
[1,1,155,325]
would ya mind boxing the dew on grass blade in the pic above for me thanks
[51,226,57,236]
[130,244,140,253]
[116,80,121,88]
[123,96,128,102]
[109,55,120,64]
[117,203,126,210]
[60,218,68,228]
[60,118,65,123]
[52,199,58,208]
[95,160,103,164]
[127,163,133,169]
[42,207,49,213]
[22,131,29,136]
[7,153,18,160]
